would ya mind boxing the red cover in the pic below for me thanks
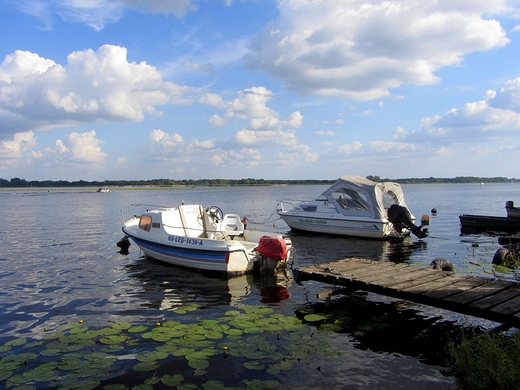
[255,236,287,261]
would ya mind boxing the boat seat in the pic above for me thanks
[221,214,244,236]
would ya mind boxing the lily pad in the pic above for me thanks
[133,361,160,372]
[128,325,148,333]
[303,313,333,323]
[161,374,184,387]
[99,335,128,345]
[243,361,265,370]
[187,358,209,370]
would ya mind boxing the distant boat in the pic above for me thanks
[459,201,520,233]
[97,187,110,193]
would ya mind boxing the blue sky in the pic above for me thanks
[1,0,520,181]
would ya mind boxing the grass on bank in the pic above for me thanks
[447,330,520,389]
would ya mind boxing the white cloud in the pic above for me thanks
[397,76,520,146]
[314,130,335,136]
[63,130,106,163]
[245,0,510,101]
[0,131,37,160]
[0,45,195,136]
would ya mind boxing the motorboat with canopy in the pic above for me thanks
[277,175,429,240]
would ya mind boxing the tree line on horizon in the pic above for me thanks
[0,176,518,188]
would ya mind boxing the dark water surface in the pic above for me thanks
[1,183,519,389]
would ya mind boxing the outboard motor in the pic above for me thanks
[387,204,429,239]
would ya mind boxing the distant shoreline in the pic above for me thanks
[1,175,519,189]
[1,179,519,191]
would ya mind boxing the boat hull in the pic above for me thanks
[459,214,520,233]
[279,213,391,239]
[123,227,256,273]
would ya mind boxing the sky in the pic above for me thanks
[1,0,520,181]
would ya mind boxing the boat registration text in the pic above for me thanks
[298,218,327,225]
[168,236,203,246]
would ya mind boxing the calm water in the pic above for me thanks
[1,183,519,389]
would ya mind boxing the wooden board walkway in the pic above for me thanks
[293,258,520,328]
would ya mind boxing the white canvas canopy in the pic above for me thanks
[315,175,409,220]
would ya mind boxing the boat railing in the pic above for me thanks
[276,199,307,212]
[120,202,175,225]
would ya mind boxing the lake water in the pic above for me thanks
[1,183,519,389]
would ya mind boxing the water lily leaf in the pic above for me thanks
[243,361,265,370]
[224,310,241,317]
[58,358,85,371]
[132,384,153,390]
[187,358,209,370]
[205,331,224,340]
[161,374,184,387]
[188,350,217,360]
[111,322,132,330]
[128,325,148,333]
[63,377,101,389]
[171,347,195,357]
[43,332,64,341]
[0,369,12,381]
[103,385,127,390]
[99,335,128,345]
[97,327,121,336]
[75,330,100,340]
[244,327,263,334]
[303,313,333,323]
[178,383,199,389]
[202,379,226,390]
[151,333,171,342]
[133,361,160,372]
[224,328,242,336]
[6,338,27,347]
[5,373,28,386]
[69,326,88,334]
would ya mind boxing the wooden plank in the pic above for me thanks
[490,296,520,316]
[362,265,431,284]
[382,271,453,291]
[419,277,489,299]
[365,267,439,286]
[402,274,471,294]
[470,286,520,310]
[340,262,401,280]
[444,280,517,305]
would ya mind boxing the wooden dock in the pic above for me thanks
[293,258,520,328]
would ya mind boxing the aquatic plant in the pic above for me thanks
[447,329,520,390]
[0,305,347,389]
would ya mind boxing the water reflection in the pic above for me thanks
[287,231,425,266]
[297,295,478,369]
[123,256,292,311]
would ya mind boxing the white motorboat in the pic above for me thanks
[277,175,429,240]
[121,203,293,274]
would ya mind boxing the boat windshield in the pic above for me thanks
[332,188,371,211]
